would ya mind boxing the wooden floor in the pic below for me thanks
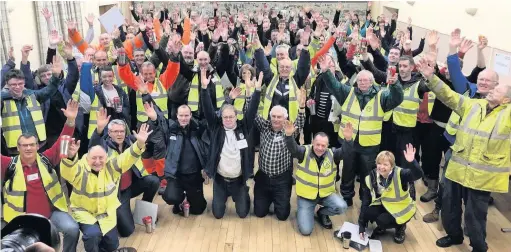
[72,162,511,252]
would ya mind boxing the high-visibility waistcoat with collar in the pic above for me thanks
[261,75,299,122]
[3,154,68,222]
[60,144,144,234]
[365,167,416,224]
[2,94,47,148]
[233,83,255,120]
[338,88,385,146]
[296,146,336,200]
[136,79,169,122]
[88,85,129,138]
[446,101,511,193]
[445,90,471,135]
[376,83,393,122]
[106,144,149,177]
[188,72,224,112]
[425,92,436,116]
[392,81,420,128]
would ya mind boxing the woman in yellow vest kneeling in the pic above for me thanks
[358,144,423,244]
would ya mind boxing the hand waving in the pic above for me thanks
[229,87,242,100]
[403,143,416,163]
[51,55,62,75]
[96,107,111,133]
[144,102,158,121]
[283,120,296,136]
[200,68,211,89]
[61,99,79,121]
[342,122,354,141]
[255,71,263,89]
[133,123,153,148]
[416,57,436,81]
[67,138,81,159]
[459,38,474,54]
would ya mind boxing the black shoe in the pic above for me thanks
[436,235,464,248]
[292,177,296,185]
[370,226,386,239]
[316,213,333,229]
[113,247,137,252]
[172,204,183,215]
[345,198,353,207]
[489,196,494,205]
[393,225,406,244]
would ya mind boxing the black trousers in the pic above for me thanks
[340,150,377,200]
[434,149,452,210]
[413,122,449,180]
[116,175,160,237]
[365,205,401,230]
[379,121,393,152]
[253,169,293,220]
[303,109,313,145]
[212,174,250,219]
[308,116,339,148]
[442,178,491,252]
[390,127,416,200]
[162,172,207,215]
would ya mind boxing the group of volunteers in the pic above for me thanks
[1,2,508,252]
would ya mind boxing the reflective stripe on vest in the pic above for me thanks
[295,146,336,200]
[445,90,471,135]
[107,145,148,177]
[445,102,511,193]
[188,72,224,112]
[392,82,420,127]
[112,65,128,94]
[365,167,416,224]
[338,88,384,146]
[136,79,169,122]
[1,94,47,148]
[3,154,67,222]
[262,76,299,121]
[426,92,435,116]
[234,83,255,120]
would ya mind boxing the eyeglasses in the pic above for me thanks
[222,115,236,120]
[18,143,37,148]
[477,78,498,84]
[8,83,24,88]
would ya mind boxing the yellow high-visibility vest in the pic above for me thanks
[3,154,68,222]
[233,83,255,120]
[111,65,128,94]
[365,167,416,224]
[296,146,336,200]
[188,72,224,112]
[261,75,299,122]
[338,88,384,146]
[392,81,420,128]
[106,144,149,177]
[1,94,47,148]
[61,143,145,234]
[136,79,169,122]
[445,90,470,135]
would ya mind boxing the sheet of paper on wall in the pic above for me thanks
[99,7,125,34]
[493,53,511,76]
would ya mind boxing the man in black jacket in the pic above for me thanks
[145,102,209,216]
[200,68,262,219]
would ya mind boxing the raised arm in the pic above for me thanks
[34,56,62,102]
[105,128,147,181]
[321,69,352,106]
[199,68,220,127]
[284,121,306,162]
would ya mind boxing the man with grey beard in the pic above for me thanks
[167,44,197,119]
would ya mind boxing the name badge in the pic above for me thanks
[26,173,39,182]
[236,139,248,149]
[285,85,290,90]
[274,136,283,142]
[151,91,160,97]
[170,136,177,140]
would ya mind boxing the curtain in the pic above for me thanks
[34,1,83,64]
[0,2,12,66]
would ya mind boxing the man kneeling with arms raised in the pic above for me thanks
[284,121,354,235]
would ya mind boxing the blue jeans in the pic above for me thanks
[296,193,348,236]
[79,223,119,252]
[50,210,80,252]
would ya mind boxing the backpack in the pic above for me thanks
[3,155,54,191]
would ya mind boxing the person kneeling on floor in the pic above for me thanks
[358,144,423,244]
[284,120,353,236]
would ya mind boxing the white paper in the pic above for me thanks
[369,239,383,252]
[98,7,125,34]
[337,222,370,246]
[493,53,511,76]
[236,139,248,149]
[133,199,159,227]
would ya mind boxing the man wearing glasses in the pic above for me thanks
[1,100,80,252]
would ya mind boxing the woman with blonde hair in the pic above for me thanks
[357,144,423,244]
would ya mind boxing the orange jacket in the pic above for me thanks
[118,59,179,92]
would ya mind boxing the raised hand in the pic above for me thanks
[318,56,330,73]
[51,55,62,75]
[427,30,439,50]
[459,38,474,54]
[61,41,74,60]
[67,138,81,159]
[200,68,211,88]
[66,20,77,31]
[86,13,95,27]
[21,45,33,61]
[229,87,242,100]
[61,99,79,121]
[449,28,462,49]
[143,102,157,121]
[478,35,488,50]
[298,88,307,108]
[386,68,398,85]
[283,120,296,136]
[41,8,52,20]
[133,123,153,148]
[8,47,14,61]
[264,41,273,56]
[96,107,111,133]
[416,57,435,81]
[342,122,354,141]
[255,71,263,89]
[135,75,148,94]
[136,4,143,15]
[403,143,416,163]
[49,30,61,46]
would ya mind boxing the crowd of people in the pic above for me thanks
[1,2,509,252]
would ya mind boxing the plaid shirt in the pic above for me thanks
[255,111,305,177]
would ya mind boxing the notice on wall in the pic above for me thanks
[493,53,511,76]
[98,7,125,34]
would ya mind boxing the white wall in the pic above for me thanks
[6,1,41,66]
